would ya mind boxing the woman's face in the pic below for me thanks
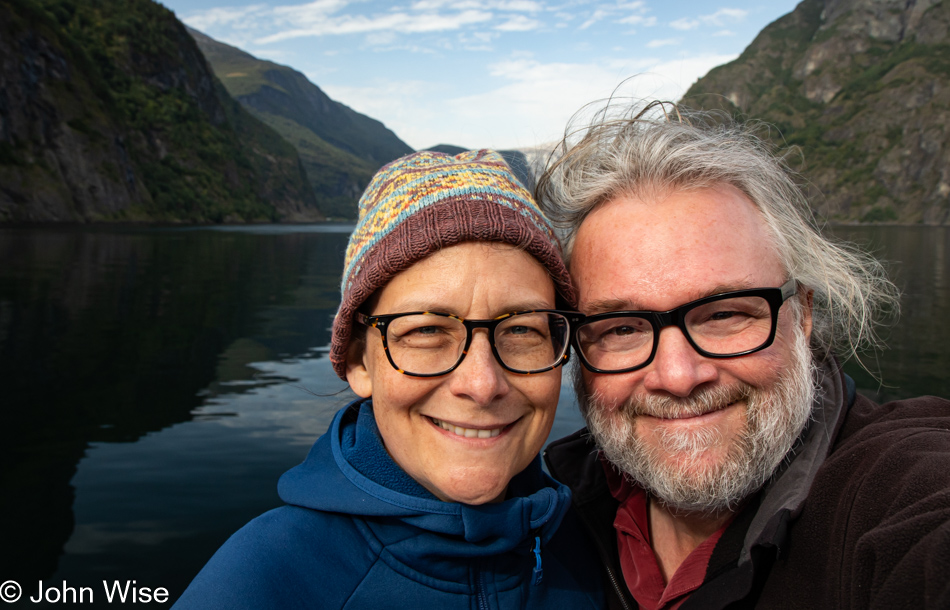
[346,242,562,505]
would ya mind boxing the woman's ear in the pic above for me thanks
[346,339,373,398]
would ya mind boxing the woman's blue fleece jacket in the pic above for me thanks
[174,399,605,609]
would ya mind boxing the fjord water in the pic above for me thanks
[0,224,947,604]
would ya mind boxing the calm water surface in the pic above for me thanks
[0,224,947,606]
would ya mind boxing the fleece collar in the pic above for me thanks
[278,399,573,552]
[738,358,849,564]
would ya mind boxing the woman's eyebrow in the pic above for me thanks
[376,300,555,316]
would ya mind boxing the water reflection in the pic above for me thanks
[55,357,354,598]
[1,224,946,605]
[0,225,350,595]
[831,226,950,402]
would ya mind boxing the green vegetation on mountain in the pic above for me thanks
[684,0,950,224]
[189,29,414,219]
[0,0,322,223]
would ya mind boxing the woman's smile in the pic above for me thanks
[428,416,514,439]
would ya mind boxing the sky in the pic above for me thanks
[158,0,801,151]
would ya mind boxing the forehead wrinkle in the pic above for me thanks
[379,299,554,318]
[374,242,556,319]
[581,278,770,316]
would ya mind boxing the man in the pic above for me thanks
[538,102,950,609]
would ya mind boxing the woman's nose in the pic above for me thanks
[447,331,510,406]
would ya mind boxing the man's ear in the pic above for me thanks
[346,340,373,398]
[800,289,814,342]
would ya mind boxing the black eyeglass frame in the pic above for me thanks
[573,279,800,374]
[356,309,586,377]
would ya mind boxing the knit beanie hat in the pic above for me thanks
[330,149,576,380]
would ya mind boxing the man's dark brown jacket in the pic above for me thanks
[544,360,950,609]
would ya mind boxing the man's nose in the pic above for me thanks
[641,326,719,397]
[448,330,510,406]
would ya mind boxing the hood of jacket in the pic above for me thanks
[278,399,573,558]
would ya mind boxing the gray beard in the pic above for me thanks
[579,325,817,515]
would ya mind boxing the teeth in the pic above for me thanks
[432,418,502,438]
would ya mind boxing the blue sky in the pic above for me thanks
[159,0,800,151]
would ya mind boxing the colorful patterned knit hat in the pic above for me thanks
[330,149,576,380]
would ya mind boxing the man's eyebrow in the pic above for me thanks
[583,298,640,315]
[582,281,765,315]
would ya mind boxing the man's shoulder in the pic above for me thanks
[820,392,950,514]
[835,392,950,451]
[761,394,950,608]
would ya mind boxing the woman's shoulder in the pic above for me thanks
[173,506,373,609]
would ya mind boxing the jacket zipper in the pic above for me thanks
[579,509,634,610]
[546,450,634,610]
[531,536,544,585]
[476,565,490,610]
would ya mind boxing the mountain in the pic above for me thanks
[188,28,414,220]
[0,0,322,223]
[683,0,950,224]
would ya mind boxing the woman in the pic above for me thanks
[174,150,604,608]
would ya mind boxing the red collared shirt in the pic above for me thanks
[603,458,732,610]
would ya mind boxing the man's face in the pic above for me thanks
[571,184,815,513]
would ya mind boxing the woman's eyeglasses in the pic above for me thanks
[356,310,584,377]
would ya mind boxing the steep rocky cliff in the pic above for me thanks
[684,0,950,224]
[0,0,323,222]
[189,29,414,220]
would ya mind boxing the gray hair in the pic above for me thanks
[535,100,900,365]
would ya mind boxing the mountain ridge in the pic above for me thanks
[0,0,323,223]
[188,28,414,220]
[683,0,950,224]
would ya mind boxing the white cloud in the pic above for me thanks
[619,14,656,26]
[495,15,542,31]
[579,9,609,30]
[184,1,534,46]
[649,53,739,96]
[459,30,500,45]
[258,10,493,43]
[647,38,681,48]
[703,8,748,25]
[669,8,747,31]
[364,31,399,46]
[670,17,699,30]
[270,0,351,25]
[412,0,544,10]
[315,46,740,150]
[713,29,735,36]
[178,4,270,30]
[669,7,749,31]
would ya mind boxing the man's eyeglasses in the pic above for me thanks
[573,279,799,374]
[356,310,585,377]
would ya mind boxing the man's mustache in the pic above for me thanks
[619,383,754,420]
